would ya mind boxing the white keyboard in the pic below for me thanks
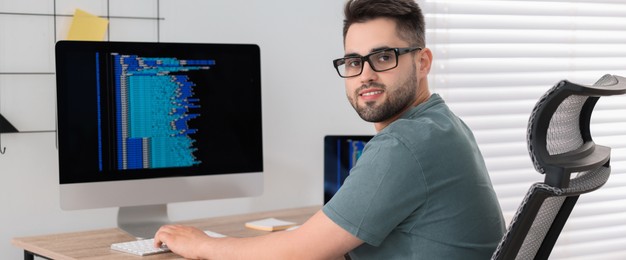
[111,230,226,256]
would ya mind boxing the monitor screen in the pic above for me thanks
[323,135,373,204]
[56,41,263,238]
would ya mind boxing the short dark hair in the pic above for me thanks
[343,0,425,48]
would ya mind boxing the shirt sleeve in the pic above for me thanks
[322,132,428,246]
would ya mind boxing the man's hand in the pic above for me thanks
[154,225,213,259]
[152,211,361,259]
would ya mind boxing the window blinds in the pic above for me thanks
[420,1,626,259]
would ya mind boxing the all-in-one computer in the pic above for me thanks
[55,41,263,238]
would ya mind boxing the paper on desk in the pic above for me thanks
[245,218,297,231]
[67,9,108,41]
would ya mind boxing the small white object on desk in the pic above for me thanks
[244,217,297,231]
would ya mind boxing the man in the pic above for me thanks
[154,0,505,259]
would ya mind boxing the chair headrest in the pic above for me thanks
[526,74,626,187]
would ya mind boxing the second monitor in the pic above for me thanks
[324,135,373,204]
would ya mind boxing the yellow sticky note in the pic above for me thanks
[67,9,108,41]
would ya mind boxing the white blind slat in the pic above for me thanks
[427,29,626,44]
[431,58,626,73]
[549,237,626,259]
[423,0,626,17]
[433,71,626,88]
[448,100,536,116]
[473,128,527,144]
[430,43,626,59]
[427,14,626,30]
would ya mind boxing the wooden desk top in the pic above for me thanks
[12,205,320,260]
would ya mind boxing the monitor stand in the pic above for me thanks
[117,204,170,239]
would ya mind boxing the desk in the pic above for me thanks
[12,206,320,260]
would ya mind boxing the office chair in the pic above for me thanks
[491,74,626,260]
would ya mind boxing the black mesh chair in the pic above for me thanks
[491,74,626,260]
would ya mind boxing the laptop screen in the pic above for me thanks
[323,135,373,204]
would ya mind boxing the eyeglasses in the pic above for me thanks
[332,47,422,78]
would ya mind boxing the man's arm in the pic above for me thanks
[154,210,363,259]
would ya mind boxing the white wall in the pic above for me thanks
[0,0,375,258]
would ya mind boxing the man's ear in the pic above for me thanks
[418,47,433,75]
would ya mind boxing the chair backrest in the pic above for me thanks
[491,74,626,260]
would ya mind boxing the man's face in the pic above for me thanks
[344,18,420,123]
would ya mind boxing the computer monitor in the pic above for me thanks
[323,135,373,204]
[55,41,263,238]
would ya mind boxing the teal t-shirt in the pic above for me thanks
[323,94,505,259]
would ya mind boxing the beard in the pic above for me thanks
[348,64,418,123]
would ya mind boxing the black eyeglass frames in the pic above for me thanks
[332,46,422,78]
